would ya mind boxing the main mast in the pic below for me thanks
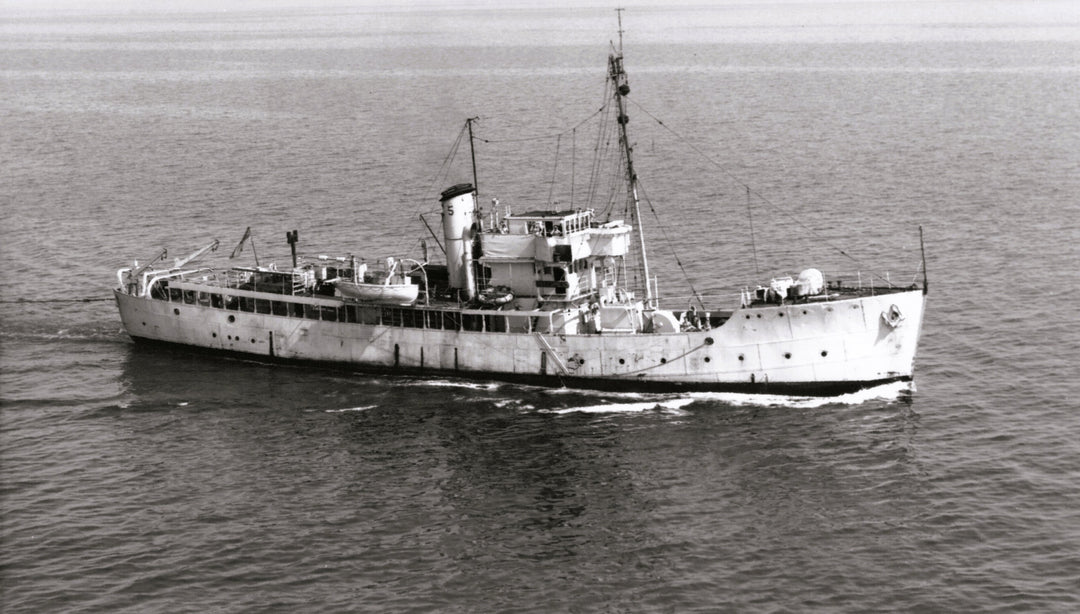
[609,9,653,307]
[466,116,480,202]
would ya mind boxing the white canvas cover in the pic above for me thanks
[589,226,631,256]
[482,234,538,260]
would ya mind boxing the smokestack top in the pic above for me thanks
[440,183,475,202]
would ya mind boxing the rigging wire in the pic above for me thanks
[570,128,576,208]
[432,122,468,192]
[546,133,561,207]
[626,97,895,284]
[635,178,706,310]
[746,186,759,275]
[476,106,606,144]
[587,76,617,213]
[0,297,114,303]
[396,123,469,256]
[592,121,621,218]
[616,141,647,299]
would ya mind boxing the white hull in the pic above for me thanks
[115,288,925,395]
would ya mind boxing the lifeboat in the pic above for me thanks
[333,279,418,305]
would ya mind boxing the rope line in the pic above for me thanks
[397,122,470,256]
[0,297,114,303]
[618,341,712,376]
[476,106,607,144]
[547,132,561,206]
[636,178,705,309]
[626,98,896,284]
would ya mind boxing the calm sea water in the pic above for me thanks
[3,3,1080,612]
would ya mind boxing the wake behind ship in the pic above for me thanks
[114,21,927,396]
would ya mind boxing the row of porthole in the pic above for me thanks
[614,356,686,365]
[735,350,829,361]
[610,351,829,365]
[187,308,245,342]
[610,351,831,366]
[744,305,861,320]
[191,311,832,362]
[185,326,829,362]
[174,308,238,326]
[210,331,255,343]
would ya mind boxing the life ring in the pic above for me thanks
[479,286,514,305]
[882,304,904,328]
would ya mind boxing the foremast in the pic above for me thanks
[609,11,654,308]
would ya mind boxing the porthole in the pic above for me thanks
[250,338,256,343]
[227,315,235,323]
[212,332,217,338]
[704,356,711,363]
[738,354,745,361]
[618,358,625,365]
[802,310,808,315]
[141,321,146,326]
[173,308,180,315]
[746,314,751,320]
[778,312,784,317]
[756,314,762,319]
[821,350,828,357]
[784,352,792,359]
[660,358,667,364]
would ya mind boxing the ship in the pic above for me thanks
[114,24,927,397]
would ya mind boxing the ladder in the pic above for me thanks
[533,333,570,376]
